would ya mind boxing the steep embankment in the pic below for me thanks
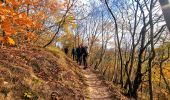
[0,46,85,100]
[0,46,128,100]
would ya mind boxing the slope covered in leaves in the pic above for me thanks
[0,46,85,99]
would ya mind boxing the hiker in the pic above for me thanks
[76,44,89,69]
[64,47,68,55]
[82,46,88,69]
[76,44,82,65]
[71,47,77,60]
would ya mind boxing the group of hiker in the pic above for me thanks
[63,44,89,69]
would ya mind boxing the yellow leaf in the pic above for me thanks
[7,37,15,45]
[72,23,76,29]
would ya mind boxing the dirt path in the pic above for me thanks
[81,68,127,100]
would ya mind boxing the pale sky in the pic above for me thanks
[81,0,90,4]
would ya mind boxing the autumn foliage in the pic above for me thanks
[0,0,76,46]
[0,0,36,45]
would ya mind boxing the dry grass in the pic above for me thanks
[0,45,85,100]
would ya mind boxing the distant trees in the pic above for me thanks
[97,0,170,99]
[43,0,77,47]
[77,2,169,99]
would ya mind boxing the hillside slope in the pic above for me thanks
[0,46,86,100]
[0,46,128,100]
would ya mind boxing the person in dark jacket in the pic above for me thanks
[71,47,77,60]
[64,47,68,55]
[82,46,88,69]
[76,44,83,65]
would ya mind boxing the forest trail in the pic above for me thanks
[81,67,127,100]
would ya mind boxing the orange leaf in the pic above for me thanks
[0,36,4,41]
[1,20,16,35]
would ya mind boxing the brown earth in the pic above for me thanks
[81,68,128,100]
[0,46,128,100]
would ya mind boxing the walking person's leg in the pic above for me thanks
[74,51,76,61]
[83,55,85,66]
[77,57,79,63]
[83,55,87,69]
[85,56,87,67]
[79,55,82,65]
[73,54,75,60]
[77,55,80,64]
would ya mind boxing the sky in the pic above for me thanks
[78,0,101,8]
[81,0,90,4]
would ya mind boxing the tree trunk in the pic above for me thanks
[159,0,170,31]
